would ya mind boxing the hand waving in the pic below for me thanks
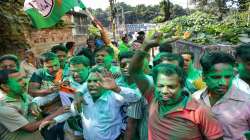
[96,70,121,93]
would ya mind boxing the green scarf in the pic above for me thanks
[158,93,188,118]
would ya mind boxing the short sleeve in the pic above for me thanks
[0,106,29,132]
[196,106,224,139]
[29,69,43,83]
[126,99,143,119]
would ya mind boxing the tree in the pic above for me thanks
[171,4,187,19]
[160,0,172,22]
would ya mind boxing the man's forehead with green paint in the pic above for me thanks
[70,63,87,71]
[206,63,234,76]
[44,59,60,67]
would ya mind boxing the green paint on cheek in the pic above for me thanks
[104,55,113,65]
[205,69,234,95]
[79,68,89,82]
[8,79,22,95]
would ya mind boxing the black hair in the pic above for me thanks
[200,52,235,74]
[95,47,114,57]
[138,31,145,35]
[181,51,194,61]
[118,51,135,62]
[90,66,106,74]
[235,43,250,61]
[152,64,186,87]
[159,43,172,53]
[153,53,184,68]
[0,54,19,69]
[40,52,58,64]
[0,69,18,85]
[51,45,68,53]
[121,34,128,41]
[65,42,75,50]
[69,56,90,67]
[87,36,96,42]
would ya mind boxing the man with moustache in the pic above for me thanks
[148,64,223,140]
[193,52,250,139]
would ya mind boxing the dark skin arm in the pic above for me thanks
[20,107,66,132]
[28,82,59,97]
[124,118,138,140]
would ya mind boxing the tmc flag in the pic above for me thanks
[24,0,85,29]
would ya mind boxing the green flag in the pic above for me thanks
[24,0,85,29]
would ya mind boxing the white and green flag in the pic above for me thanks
[23,0,85,29]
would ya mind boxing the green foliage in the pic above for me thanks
[159,11,249,45]
[90,2,186,26]
[87,25,100,37]
[152,16,165,23]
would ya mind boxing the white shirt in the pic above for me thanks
[32,77,86,106]
[71,86,141,140]
[233,76,250,94]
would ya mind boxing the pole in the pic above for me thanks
[121,6,125,32]
[109,0,116,41]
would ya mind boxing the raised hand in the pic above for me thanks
[96,70,121,93]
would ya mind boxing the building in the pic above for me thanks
[25,11,90,55]
[0,1,90,59]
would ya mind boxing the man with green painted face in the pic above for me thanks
[181,52,206,93]
[38,56,90,140]
[68,66,140,140]
[148,64,223,140]
[69,56,90,86]
[94,47,121,79]
[51,45,70,78]
[233,43,250,94]
[116,51,153,140]
[0,55,22,99]
[0,54,20,71]
[193,52,250,140]
[28,52,64,114]
[0,70,65,140]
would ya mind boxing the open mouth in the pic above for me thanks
[89,87,98,92]
[74,77,81,82]
[122,70,129,75]
[161,93,173,100]
[96,60,103,64]
[216,87,227,93]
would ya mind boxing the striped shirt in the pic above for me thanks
[116,76,149,140]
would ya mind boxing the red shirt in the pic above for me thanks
[148,97,223,140]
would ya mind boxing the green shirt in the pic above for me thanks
[118,41,130,53]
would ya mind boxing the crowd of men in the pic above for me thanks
[0,17,250,140]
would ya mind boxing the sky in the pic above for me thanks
[83,0,189,9]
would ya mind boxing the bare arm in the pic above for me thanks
[28,82,57,97]
[20,107,65,132]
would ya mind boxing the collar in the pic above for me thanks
[69,76,82,87]
[158,92,200,116]
[185,95,200,111]
[235,75,250,91]
[224,85,250,101]
[201,85,249,104]
[84,89,110,103]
